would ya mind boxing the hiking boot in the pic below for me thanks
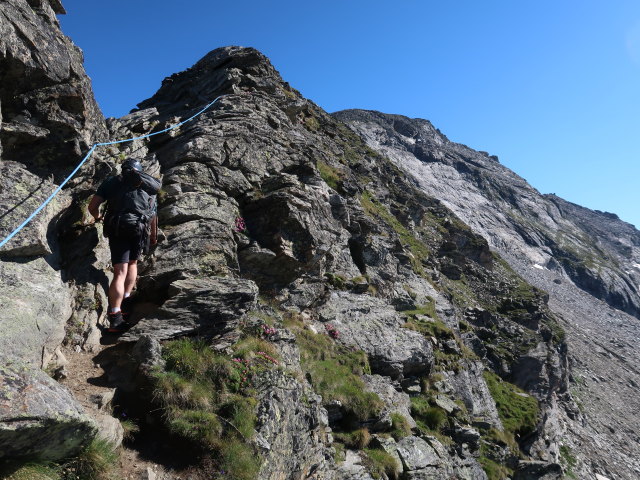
[121,295,134,312]
[121,296,134,323]
[107,311,128,333]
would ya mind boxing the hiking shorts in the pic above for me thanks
[108,234,142,265]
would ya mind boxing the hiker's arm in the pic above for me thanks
[138,171,161,195]
[88,195,105,222]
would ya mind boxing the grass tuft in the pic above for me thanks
[483,371,539,437]
[151,335,280,477]
[317,161,343,191]
[295,328,383,421]
[410,396,447,431]
[362,448,400,480]
[389,413,412,440]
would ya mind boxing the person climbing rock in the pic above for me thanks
[88,158,161,333]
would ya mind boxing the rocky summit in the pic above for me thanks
[0,2,638,480]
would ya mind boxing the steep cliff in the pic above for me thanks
[0,2,634,480]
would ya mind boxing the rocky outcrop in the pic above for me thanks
[334,109,640,319]
[0,361,96,461]
[122,277,259,342]
[0,0,106,178]
[254,370,332,480]
[88,45,566,480]
[316,292,433,379]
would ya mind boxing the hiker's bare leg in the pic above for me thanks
[124,260,138,295]
[109,262,128,309]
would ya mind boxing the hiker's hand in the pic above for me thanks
[93,215,103,223]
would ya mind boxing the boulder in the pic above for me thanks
[122,276,258,342]
[513,460,562,480]
[93,413,124,448]
[0,361,97,460]
[334,449,375,480]
[317,292,433,379]
[396,436,441,471]
[363,374,416,431]
[0,257,73,367]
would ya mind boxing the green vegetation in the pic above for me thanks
[404,317,452,341]
[151,335,279,478]
[294,327,383,423]
[560,444,577,479]
[1,439,119,480]
[317,161,344,191]
[389,413,412,440]
[363,448,400,480]
[324,272,347,289]
[120,419,140,441]
[410,396,447,432]
[360,190,430,276]
[401,296,439,320]
[483,371,539,438]
[478,456,514,480]
[333,442,346,463]
[3,463,60,480]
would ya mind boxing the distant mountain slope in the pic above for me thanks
[334,109,640,319]
[335,108,640,479]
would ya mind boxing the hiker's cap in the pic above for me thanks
[122,158,143,173]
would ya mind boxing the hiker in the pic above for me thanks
[88,158,161,333]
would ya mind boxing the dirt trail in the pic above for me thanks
[61,346,172,480]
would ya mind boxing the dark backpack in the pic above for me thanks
[104,172,161,242]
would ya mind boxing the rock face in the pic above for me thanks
[336,109,640,479]
[0,0,106,177]
[0,0,106,463]
[121,277,259,342]
[316,292,433,379]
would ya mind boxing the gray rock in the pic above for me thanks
[363,374,416,431]
[452,423,481,448]
[0,257,73,367]
[0,162,70,257]
[369,435,404,477]
[0,361,97,460]
[317,292,433,379]
[334,450,375,480]
[0,0,106,177]
[88,389,116,412]
[513,460,562,480]
[93,413,124,448]
[255,369,331,480]
[131,335,165,372]
[122,276,258,341]
[433,394,460,415]
[444,360,502,429]
[396,436,441,471]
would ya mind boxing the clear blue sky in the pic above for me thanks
[60,0,640,228]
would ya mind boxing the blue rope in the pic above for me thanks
[0,95,224,250]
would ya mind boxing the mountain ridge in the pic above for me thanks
[0,4,638,478]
